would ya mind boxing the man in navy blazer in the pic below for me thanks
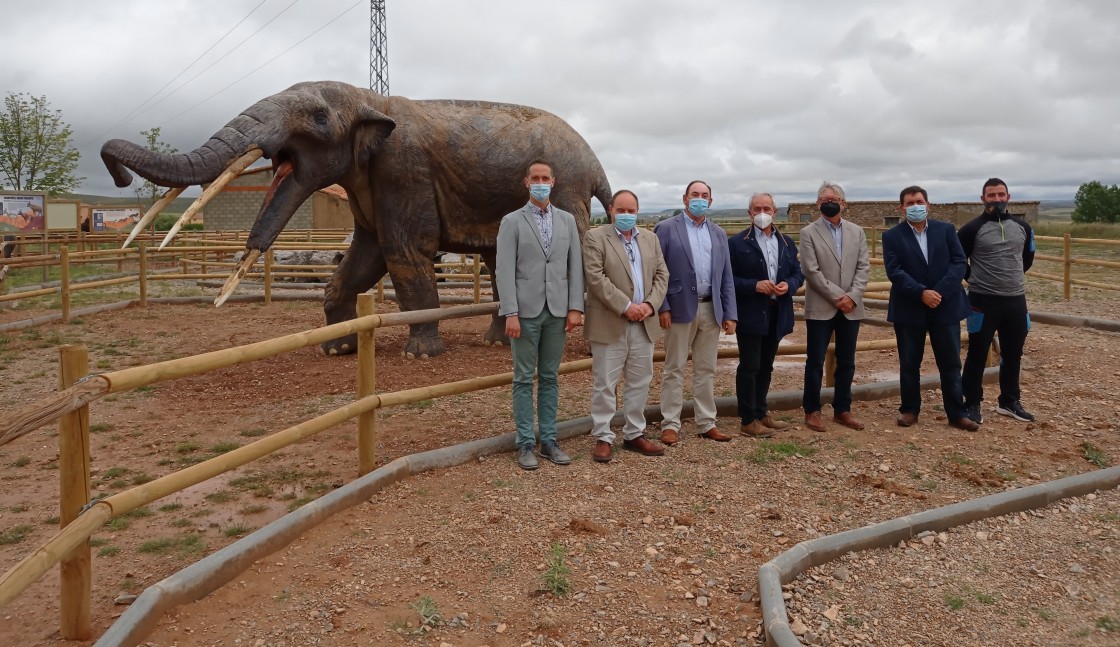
[882,185,978,432]
[654,180,737,445]
[728,193,804,438]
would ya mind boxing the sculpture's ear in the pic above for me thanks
[353,107,396,166]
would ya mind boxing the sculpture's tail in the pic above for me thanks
[592,161,612,214]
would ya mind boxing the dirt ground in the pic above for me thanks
[0,279,1118,647]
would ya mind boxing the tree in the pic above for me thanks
[1072,180,1120,223]
[133,127,178,210]
[0,92,83,195]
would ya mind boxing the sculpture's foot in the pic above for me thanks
[483,320,509,347]
[401,332,446,360]
[321,333,359,356]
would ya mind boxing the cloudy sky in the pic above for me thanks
[5,0,1119,209]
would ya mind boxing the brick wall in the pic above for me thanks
[203,168,313,231]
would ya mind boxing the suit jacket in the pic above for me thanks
[728,226,804,337]
[882,219,969,326]
[654,214,736,324]
[495,204,584,318]
[799,216,870,320]
[583,225,669,344]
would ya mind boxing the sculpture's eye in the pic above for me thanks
[313,110,330,126]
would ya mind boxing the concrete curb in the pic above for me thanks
[760,467,1120,646]
[90,369,996,647]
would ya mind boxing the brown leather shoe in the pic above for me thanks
[896,412,918,427]
[593,440,613,463]
[760,415,791,431]
[698,427,733,442]
[622,435,665,456]
[833,411,865,430]
[660,428,680,446]
[740,421,774,438]
[805,410,827,433]
[948,417,980,432]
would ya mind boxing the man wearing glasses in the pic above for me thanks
[583,190,670,463]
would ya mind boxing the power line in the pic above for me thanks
[164,0,365,126]
[82,0,270,146]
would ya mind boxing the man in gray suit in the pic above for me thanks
[496,160,585,470]
[655,180,737,445]
[799,181,870,433]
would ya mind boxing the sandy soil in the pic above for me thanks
[0,281,1118,647]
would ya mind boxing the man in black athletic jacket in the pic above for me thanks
[957,178,1036,424]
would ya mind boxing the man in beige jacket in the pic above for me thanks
[583,190,669,463]
[799,181,870,432]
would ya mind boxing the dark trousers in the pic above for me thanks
[894,321,966,420]
[735,303,782,424]
[962,292,1028,408]
[803,313,861,414]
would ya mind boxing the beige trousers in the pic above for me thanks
[589,322,655,444]
[660,301,720,432]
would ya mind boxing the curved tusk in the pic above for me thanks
[123,187,185,248]
[214,248,261,306]
[158,148,264,251]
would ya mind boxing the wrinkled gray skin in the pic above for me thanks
[101,81,611,357]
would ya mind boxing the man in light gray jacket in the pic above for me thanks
[495,160,585,470]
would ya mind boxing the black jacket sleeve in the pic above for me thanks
[1015,218,1035,273]
[956,217,983,281]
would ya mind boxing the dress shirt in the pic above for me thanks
[757,226,779,301]
[824,217,843,257]
[685,215,712,299]
[616,228,645,305]
[530,202,553,257]
[907,222,929,263]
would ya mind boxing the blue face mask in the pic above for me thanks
[905,204,928,222]
[614,213,637,232]
[687,198,709,217]
[529,183,551,202]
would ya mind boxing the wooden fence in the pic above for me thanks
[0,291,932,638]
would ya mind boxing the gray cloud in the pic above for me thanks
[4,0,1118,210]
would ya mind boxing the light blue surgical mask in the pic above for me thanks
[687,198,709,217]
[614,213,637,232]
[905,204,928,222]
[529,183,551,202]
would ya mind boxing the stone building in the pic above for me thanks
[786,200,1040,227]
[202,166,352,231]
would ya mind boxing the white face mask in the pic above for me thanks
[753,213,774,230]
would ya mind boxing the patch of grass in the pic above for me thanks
[406,399,434,410]
[945,453,975,467]
[135,385,155,395]
[121,506,154,519]
[744,440,818,465]
[1097,616,1118,632]
[287,496,315,512]
[1098,513,1120,522]
[138,538,177,554]
[224,524,252,538]
[109,479,128,489]
[101,466,128,480]
[210,441,240,455]
[241,504,268,515]
[1036,608,1056,622]
[131,473,154,485]
[943,593,966,611]
[170,518,192,528]
[974,591,996,604]
[188,508,213,518]
[98,545,120,557]
[540,543,572,597]
[121,576,139,592]
[410,595,442,629]
[158,503,183,513]
[9,504,29,513]
[10,456,31,468]
[204,490,235,503]
[105,517,130,531]
[89,538,109,547]
[1081,442,1112,468]
[0,525,33,545]
[89,422,112,433]
[844,615,864,627]
[240,428,268,438]
[42,515,59,525]
[176,442,201,454]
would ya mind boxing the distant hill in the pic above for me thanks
[56,192,194,213]
[1039,199,1075,210]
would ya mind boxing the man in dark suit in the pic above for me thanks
[655,180,737,445]
[728,193,804,438]
[882,185,979,431]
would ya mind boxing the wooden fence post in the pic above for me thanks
[264,251,273,305]
[138,243,148,307]
[472,253,482,304]
[376,277,385,304]
[1063,232,1072,301]
[356,294,377,475]
[58,345,91,640]
[60,246,71,323]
